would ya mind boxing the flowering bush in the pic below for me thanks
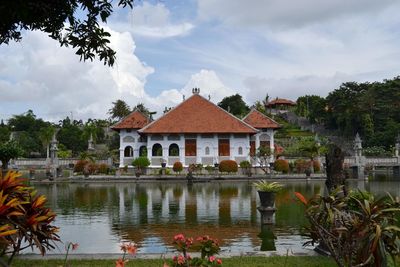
[74,160,88,172]
[273,159,289,173]
[218,160,238,173]
[97,163,110,174]
[173,162,183,173]
[167,234,222,267]
[312,160,321,172]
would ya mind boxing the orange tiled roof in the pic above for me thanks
[266,98,296,107]
[111,111,150,130]
[140,94,258,134]
[242,109,281,129]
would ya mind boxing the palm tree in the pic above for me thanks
[39,126,55,159]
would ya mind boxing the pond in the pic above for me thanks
[32,177,400,255]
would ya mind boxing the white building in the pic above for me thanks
[112,89,280,167]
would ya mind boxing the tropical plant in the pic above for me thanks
[116,242,137,267]
[132,157,150,170]
[0,171,59,266]
[274,159,289,173]
[251,146,272,174]
[97,163,110,174]
[239,160,251,168]
[74,160,88,173]
[218,160,238,173]
[38,126,55,159]
[172,162,183,173]
[253,181,283,192]
[0,141,23,171]
[295,189,400,267]
[108,100,131,121]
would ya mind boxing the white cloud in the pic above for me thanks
[197,0,397,29]
[113,2,194,38]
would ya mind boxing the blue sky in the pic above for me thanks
[0,0,400,121]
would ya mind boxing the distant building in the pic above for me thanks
[266,98,296,114]
[112,89,280,168]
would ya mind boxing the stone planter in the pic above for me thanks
[258,191,276,208]
[161,162,167,168]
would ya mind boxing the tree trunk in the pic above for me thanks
[325,144,346,194]
[46,144,49,159]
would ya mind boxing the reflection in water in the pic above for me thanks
[31,179,400,254]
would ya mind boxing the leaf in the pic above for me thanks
[294,192,308,205]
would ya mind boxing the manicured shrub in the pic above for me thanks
[274,159,289,173]
[219,160,238,173]
[85,162,98,175]
[312,160,321,172]
[132,157,150,169]
[172,161,183,173]
[239,160,251,168]
[294,159,309,173]
[98,163,110,174]
[74,159,88,173]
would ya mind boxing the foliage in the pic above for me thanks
[38,126,55,158]
[0,141,23,170]
[57,145,72,159]
[169,234,222,267]
[295,189,400,267]
[84,162,98,175]
[274,159,289,173]
[97,163,110,174]
[0,0,134,66]
[0,171,59,265]
[172,162,183,173]
[363,146,393,157]
[295,95,327,123]
[57,117,86,156]
[218,94,250,118]
[312,160,321,173]
[218,160,238,173]
[133,103,151,117]
[251,146,272,174]
[294,159,309,174]
[74,160,88,173]
[108,100,131,121]
[132,157,150,169]
[239,160,251,168]
[253,181,283,192]
[0,122,10,143]
[205,165,214,173]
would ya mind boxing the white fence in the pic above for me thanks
[12,158,112,168]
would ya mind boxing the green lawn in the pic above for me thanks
[12,256,337,267]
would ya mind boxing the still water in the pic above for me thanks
[32,178,400,254]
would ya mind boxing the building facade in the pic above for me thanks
[112,89,280,168]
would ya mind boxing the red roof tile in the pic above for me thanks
[266,98,296,107]
[140,94,258,134]
[111,111,150,130]
[242,109,281,129]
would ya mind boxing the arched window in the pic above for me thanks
[169,143,179,156]
[152,143,163,156]
[139,146,147,157]
[238,147,243,155]
[205,146,210,155]
[124,146,133,157]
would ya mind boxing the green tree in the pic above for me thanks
[0,0,135,66]
[0,141,22,170]
[108,99,131,121]
[39,126,55,159]
[218,94,250,118]
[57,117,86,155]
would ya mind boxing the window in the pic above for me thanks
[169,143,179,156]
[124,146,133,157]
[185,139,197,156]
[218,139,230,156]
[238,147,243,155]
[205,146,210,155]
[152,143,163,156]
[139,146,147,157]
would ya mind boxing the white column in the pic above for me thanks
[119,148,124,167]
[163,146,169,165]
[196,134,201,164]
[213,135,218,164]
[229,134,234,160]
[269,129,275,162]
[147,144,152,166]
[255,133,260,150]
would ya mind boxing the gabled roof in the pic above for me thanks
[111,110,150,130]
[140,94,258,134]
[266,98,296,107]
[242,109,281,129]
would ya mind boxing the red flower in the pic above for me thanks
[174,234,185,241]
[177,255,185,265]
[294,192,308,205]
[115,258,128,267]
[216,258,222,265]
[208,256,216,262]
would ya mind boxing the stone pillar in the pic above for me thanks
[88,133,95,152]
[119,148,124,167]
[179,147,185,166]
[229,134,234,161]
[255,134,260,167]
[147,145,152,166]
[353,133,365,179]
[196,135,200,164]
[162,147,168,166]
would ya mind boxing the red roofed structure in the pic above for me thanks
[265,98,296,107]
[115,88,280,168]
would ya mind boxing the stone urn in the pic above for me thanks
[257,191,276,208]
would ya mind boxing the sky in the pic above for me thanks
[0,0,400,122]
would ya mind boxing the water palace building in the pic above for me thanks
[112,89,281,168]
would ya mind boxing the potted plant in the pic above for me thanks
[161,158,167,168]
[132,157,150,178]
[253,180,283,207]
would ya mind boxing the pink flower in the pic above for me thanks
[71,243,79,251]
[174,234,185,241]
[120,242,137,255]
[177,255,185,265]
[208,256,216,262]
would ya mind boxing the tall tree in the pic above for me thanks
[0,0,135,66]
[108,100,131,121]
[0,141,22,171]
[218,94,250,118]
[39,126,55,159]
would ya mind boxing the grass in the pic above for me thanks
[12,256,337,267]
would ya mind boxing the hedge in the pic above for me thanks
[274,159,289,173]
[219,160,238,173]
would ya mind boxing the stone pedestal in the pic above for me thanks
[257,206,276,224]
